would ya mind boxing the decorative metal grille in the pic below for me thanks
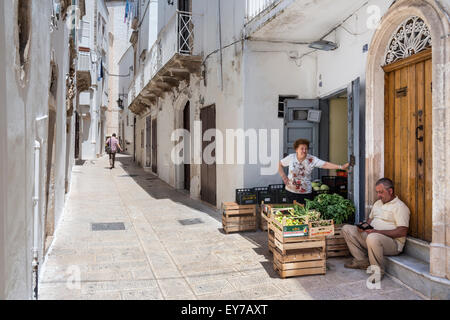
[178,11,194,55]
[385,16,432,65]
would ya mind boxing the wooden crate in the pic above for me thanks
[268,226,275,254]
[273,247,326,278]
[260,218,268,231]
[326,224,350,257]
[261,203,295,221]
[222,202,257,234]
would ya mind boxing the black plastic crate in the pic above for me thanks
[322,176,347,193]
[254,187,276,204]
[268,184,290,204]
[235,188,257,205]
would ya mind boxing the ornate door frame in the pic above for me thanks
[365,0,449,279]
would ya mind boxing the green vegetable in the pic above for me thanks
[305,193,355,225]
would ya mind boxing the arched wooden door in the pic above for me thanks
[383,48,432,242]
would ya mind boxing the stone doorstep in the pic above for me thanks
[386,254,450,300]
[403,237,430,264]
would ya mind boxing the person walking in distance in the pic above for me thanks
[106,133,123,169]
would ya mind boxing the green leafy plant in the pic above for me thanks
[305,193,355,225]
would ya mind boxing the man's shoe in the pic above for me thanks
[344,259,370,270]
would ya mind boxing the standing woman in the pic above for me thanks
[106,133,123,169]
[278,138,350,204]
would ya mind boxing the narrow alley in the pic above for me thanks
[38,155,423,300]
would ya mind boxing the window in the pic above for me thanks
[278,95,298,118]
[17,0,31,80]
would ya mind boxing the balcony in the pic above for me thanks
[128,11,202,115]
[245,0,369,42]
[246,0,280,22]
[76,50,92,92]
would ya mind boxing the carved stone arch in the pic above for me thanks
[365,0,450,279]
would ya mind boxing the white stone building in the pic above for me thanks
[126,0,449,298]
[0,0,85,299]
[76,0,110,160]
[106,0,133,139]
[118,45,135,156]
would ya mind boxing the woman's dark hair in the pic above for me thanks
[112,133,117,137]
[294,139,310,150]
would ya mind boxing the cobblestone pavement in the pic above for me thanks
[39,155,424,300]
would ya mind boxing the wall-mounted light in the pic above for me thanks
[308,40,339,51]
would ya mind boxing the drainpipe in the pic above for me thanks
[32,140,41,300]
[218,0,223,91]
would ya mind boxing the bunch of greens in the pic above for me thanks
[305,193,355,225]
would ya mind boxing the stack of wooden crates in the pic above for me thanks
[269,208,334,279]
[222,202,257,234]
[326,224,350,257]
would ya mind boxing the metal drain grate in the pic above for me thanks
[178,218,204,226]
[91,222,126,231]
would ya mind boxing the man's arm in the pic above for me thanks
[366,226,408,239]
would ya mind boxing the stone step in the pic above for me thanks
[403,237,430,263]
[385,254,450,300]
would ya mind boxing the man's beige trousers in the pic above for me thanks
[342,225,400,272]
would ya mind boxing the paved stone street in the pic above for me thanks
[39,155,424,300]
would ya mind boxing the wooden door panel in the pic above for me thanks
[384,52,432,242]
[200,105,217,206]
[416,61,425,239]
[424,59,433,242]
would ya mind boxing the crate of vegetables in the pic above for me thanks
[222,202,257,234]
[261,203,295,223]
[270,203,335,241]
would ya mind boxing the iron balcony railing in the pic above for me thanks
[246,0,280,22]
[128,10,195,107]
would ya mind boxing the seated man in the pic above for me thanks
[342,178,410,279]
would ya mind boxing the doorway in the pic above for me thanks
[200,105,216,206]
[383,49,432,242]
[183,101,191,191]
[151,118,157,174]
[75,111,80,159]
[146,116,151,168]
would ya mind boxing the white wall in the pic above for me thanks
[0,0,6,301]
[51,16,72,232]
[242,40,318,188]
[0,0,53,299]
[107,1,129,136]
[118,45,135,155]
[317,0,394,97]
